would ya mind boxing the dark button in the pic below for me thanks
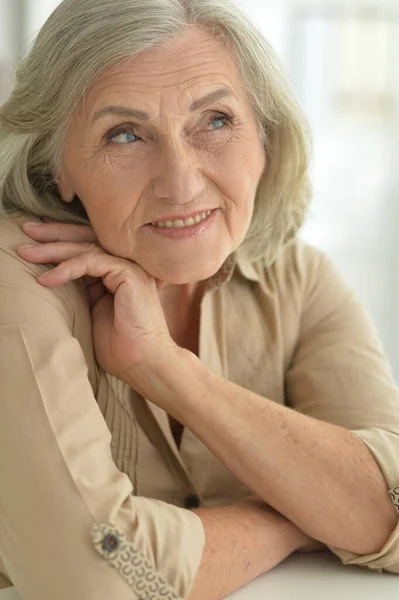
[184,494,201,509]
[102,533,120,553]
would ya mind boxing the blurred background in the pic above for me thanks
[0,0,398,382]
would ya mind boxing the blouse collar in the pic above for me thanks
[203,248,260,292]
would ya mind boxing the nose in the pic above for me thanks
[152,139,205,205]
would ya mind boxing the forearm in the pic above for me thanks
[132,349,398,557]
[186,500,303,600]
[182,371,397,555]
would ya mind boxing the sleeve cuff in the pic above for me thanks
[90,496,206,598]
[390,487,399,513]
[91,521,183,599]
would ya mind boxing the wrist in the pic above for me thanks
[237,498,324,553]
[124,347,200,414]
[231,497,304,554]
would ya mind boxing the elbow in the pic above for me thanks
[345,498,398,556]
[362,500,398,556]
[327,504,399,574]
[360,480,399,556]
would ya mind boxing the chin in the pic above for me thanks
[146,257,226,286]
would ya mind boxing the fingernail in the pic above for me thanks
[40,270,52,278]
[24,221,42,227]
[20,244,37,248]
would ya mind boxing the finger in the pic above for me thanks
[17,241,98,264]
[86,280,108,308]
[37,251,134,294]
[21,221,97,244]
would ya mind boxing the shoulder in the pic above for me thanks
[0,211,91,333]
[249,237,334,297]
[247,238,355,320]
[0,211,98,387]
[0,213,98,390]
[268,237,326,283]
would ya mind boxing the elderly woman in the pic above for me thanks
[0,0,398,598]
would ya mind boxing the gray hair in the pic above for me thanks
[0,0,312,265]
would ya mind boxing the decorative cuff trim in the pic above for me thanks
[91,521,183,599]
[389,487,399,514]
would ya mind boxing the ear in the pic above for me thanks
[54,171,76,204]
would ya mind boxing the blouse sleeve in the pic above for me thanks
[285,244,399,574]
[0,237,205,599]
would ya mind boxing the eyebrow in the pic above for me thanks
[92,87,235,123]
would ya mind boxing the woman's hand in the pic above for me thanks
[18,218,180,391]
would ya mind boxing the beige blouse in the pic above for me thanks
[0,211,398,599]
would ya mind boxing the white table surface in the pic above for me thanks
[0,552,397,599]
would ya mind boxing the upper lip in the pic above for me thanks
[146,208,215,224]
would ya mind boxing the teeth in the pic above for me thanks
[151,210,212,228]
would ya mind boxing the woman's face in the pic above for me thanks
[56,27,266,285]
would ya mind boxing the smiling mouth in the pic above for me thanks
[146,209,215,227]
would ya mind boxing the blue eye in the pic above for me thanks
[209,115,231,130]
[105,112,233,145]
[109,131,138,144]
